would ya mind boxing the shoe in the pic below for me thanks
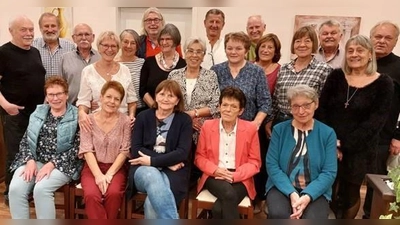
[4,195,9,207]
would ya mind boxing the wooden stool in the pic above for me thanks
[191,189,254,219]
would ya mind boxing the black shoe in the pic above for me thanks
[4,195,9,207]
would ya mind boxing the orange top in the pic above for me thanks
[145,36,183,58]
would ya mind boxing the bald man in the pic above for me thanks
[0,15,46,206]
[246,15,266,62]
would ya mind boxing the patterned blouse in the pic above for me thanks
[288,126,311,190]
[10,113,80,178]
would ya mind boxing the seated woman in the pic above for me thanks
[127,80,192,219]
[78,81,131,219]
[194,86,261,219]
[265,84,337,219]
[8,76,81,219]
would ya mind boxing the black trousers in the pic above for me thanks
[204,177,248,219]
[0,109,29,196]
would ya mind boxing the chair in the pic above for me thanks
[125,192,189,219]
[191,189,254,219]
[69,183,126,219]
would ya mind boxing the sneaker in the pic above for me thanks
[4,194,9,207]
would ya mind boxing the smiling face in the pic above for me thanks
[290,95,318,125]
[120,32,137,57]
[293,35,313,58]
[100,88,122,113]
[246,17,266,43]
[345,43,372,71]
[319,24,342,50]
[9,17,34,49]
[204,13,225,40]
[185,42,205,69]
[99,37,119,62]
[39,15,60,42]
[46,84,68,112]
[159,34,175,53]
[155,88,180,112]
[144,12,163,37]
[371,23,398,59]
[225,39,247,65]
[72,24,94,51]
[258,40,276,63]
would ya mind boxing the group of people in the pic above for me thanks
[0,6,399,220]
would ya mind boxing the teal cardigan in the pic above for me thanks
[265,119,337,201]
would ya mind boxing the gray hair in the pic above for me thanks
[96,31,120,50]
[343,35,377,75]
[38,12,60,27]
[120,29,140,51]
[287,85,319,104]
[370,20,400,39]
[8,15,32,29]
[205,8,225,23]
[184,37,206,53]
[141,7,165,35]
[157,23,181,47]
[247,15,265,27]
[318,19,342,34]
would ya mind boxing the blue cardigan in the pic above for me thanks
[265,119,337,201]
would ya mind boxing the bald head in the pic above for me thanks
[246,15,266,43]
[8,15,34,50]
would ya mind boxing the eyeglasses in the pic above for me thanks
[186,49,205,55]
[291,101,314,112]
[47,92,65,99]
[73,33,92,38]
[100,43,118,50]
[144,18,162,24]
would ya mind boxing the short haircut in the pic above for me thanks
[153,80,184,112]
[343,34,377,75]
[224,32,251,51]
[157,23,181,47]
[318,19,342,34]
[38,12,60,27]
[219,87,247,109]
[96,31,121,50]
[184,37,207,53]
[44,75,69,95]
[204,8,225,23]
[120,29,140,52]
[73,23,93,35]
[255,33,282,63]
[141,7,165,35]
[291,25,319,54]
[100,81,125,102]
[246,15,265,27]
[370,20,400,39]
[287,84,318,105]
[8,15,32,29]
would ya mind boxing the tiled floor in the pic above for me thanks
[0,181,366,219]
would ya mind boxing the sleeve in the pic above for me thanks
[53,131,80,177]
[119,115,131,158]
[194,121,219,176]
[269,70,283,120]
[10,132,35,171]
[76,67,92,108]
[151,114,193,167]
[78,120,95,158]
[317,65,334,95]
[255,67,272,115]
[139,59,150,99]
[208,70,221,116]
[301,129,337,201]
[233,125,262,182]
[266,126,298,197]
[314,70,337,123]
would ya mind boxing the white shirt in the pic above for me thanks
[218,119,238,169]
[185,78,197,105]
[201,37,228,69]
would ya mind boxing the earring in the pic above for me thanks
[368,58,372,62]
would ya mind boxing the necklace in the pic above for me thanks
[158,52,179,71]
[345,85,359,108]
[97,62,114,76]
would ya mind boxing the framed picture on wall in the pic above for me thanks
[43,7,73,40]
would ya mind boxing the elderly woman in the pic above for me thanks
[8,76,81,219]
[266,84,337,219]
[315,35,393,219]
[211,31,271,129]
[127,80,192,219]
[115,29,146,116]
[139,23,186,110]
[77,31,137,132]
[266,26,333,136]
[195,87,261,219]
[78,81,131,219]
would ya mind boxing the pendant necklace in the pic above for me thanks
[345,85,359,108]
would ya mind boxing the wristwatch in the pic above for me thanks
[194,109,199,118]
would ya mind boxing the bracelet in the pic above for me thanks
[194,109,199,118]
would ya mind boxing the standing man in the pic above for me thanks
[315,20,344,69]
[246,15,266,62]
[0,15,46,206]
[363,20,400,219]
[201,8,228,69]
[32,12,75,78]
[60,23,100,105]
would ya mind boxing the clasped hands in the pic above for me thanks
[289,192,311,219]
[95,173,114,195]
[213,167,234,183]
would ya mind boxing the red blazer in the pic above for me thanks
[194,119,261,199]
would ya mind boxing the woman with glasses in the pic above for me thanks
[266,84,337,219]
[77,31,137,132]
[139,24,186,111]
[8,76,82,219]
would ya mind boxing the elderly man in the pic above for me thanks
[32,12,75,78]
[137,7,182,58]
[0,15,46,206]
[201,8,228,69]
[363,20,400,219]
[246,15,266,62]
[314,20,344,69]
[59,23,100,105]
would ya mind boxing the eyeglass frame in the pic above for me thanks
[73,33,93,38]
[186,49,205,56]
[46,92,66,99]
[144,18,162,24]
[99,43,118,50]
[290,101,315,112]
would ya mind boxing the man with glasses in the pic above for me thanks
[0,15,46,207]
[137,7,182,58]
[362,20,400,219]
[32,12,75,78]
[59,23,100,105]
[201,8,228,69]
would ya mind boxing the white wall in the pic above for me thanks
[1,2,400,63]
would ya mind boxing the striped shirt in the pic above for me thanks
[120,58,145,109]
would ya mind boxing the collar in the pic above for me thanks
[286,56,319,70]
[38,37,61,48]
[219,118,238,134]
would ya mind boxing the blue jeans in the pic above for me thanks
[134,166,178,219]
[9,161,70,219]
